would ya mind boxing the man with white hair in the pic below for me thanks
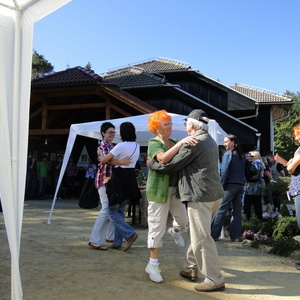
[148,109,225,293]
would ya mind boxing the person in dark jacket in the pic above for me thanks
[211,134,246,242]
[149,109,225,293]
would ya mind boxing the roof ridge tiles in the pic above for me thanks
[32,66,103,86]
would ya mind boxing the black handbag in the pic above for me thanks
[78,178,100,209]
[245,160,260,182]
[106,171,125,207]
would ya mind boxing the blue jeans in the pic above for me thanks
[294,195,300,230]
[38,177,47,198]
[211,184,244,240]
[108,199,136,246]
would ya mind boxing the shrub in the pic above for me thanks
[270,237,300,256]
[265,176,291,205]
[242,217,275,238]
[251,237,300,257]
[257,219,276,237]
[272,216,298,240]
[242,217,262,233]
[242,213,300,257]
[280,203,290,217]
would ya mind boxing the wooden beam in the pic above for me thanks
[31,86,99,98]
[101,86,155,114]
[46,103,106,110]
[41,104,47,130]
[110,103,131,117]
[29,107,43,120]
[29,129,70,135]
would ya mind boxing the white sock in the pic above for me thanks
[172,228,181,235]
[149,258,158,266]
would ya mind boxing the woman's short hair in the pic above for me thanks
[120,122,136,142]
[100,122,115,138]
[148,110,172,135]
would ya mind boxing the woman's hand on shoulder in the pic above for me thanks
[179,136,198,146]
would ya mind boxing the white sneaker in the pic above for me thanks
[145,263,163,283]
[168,227,185,247]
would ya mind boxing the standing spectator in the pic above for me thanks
[54,155,63,199]
[65,156,77,199]
[85,158,96,179]
[145,110,197,283]
[99,122,141,252]
[266,153,285,212]
[261,156,275,217]
[211,134,246,242]
[36,155,50,200]
[243,151,265,220]
[149,109,225,293]
[25,153,36,199]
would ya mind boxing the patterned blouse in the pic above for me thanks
[289,147,300,196]
[95,140,115,188]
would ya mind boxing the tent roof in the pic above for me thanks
[47,113,227,224]
[71,113,227,146]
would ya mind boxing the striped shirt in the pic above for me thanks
[95,140,115,188]
[66,162,76,177]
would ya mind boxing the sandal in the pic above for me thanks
[88,242,108,250]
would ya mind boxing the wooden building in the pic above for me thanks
[29,58,293,160]
[103,58,293,155]
[29,66,155,160]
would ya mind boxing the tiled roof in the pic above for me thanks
[131,57,191,72]
[32,66,103,87]
[103,58,193,88]
[103,67,167,88]
[230,84,292,103]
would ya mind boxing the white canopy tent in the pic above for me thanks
[48,113,227,223]
[0,1,72,299]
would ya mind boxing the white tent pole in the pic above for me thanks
[10,9,23,300]
[47,127,77,224]
[0,2,73,299]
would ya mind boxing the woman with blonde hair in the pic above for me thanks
[145,110,197,283]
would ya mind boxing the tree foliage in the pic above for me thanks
[32,50,54,79]
[85,62,92,70]
[274,91,300,160]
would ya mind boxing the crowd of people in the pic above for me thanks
[24,109,300,293]
[25,153,97,200]
[83,111,300,293]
